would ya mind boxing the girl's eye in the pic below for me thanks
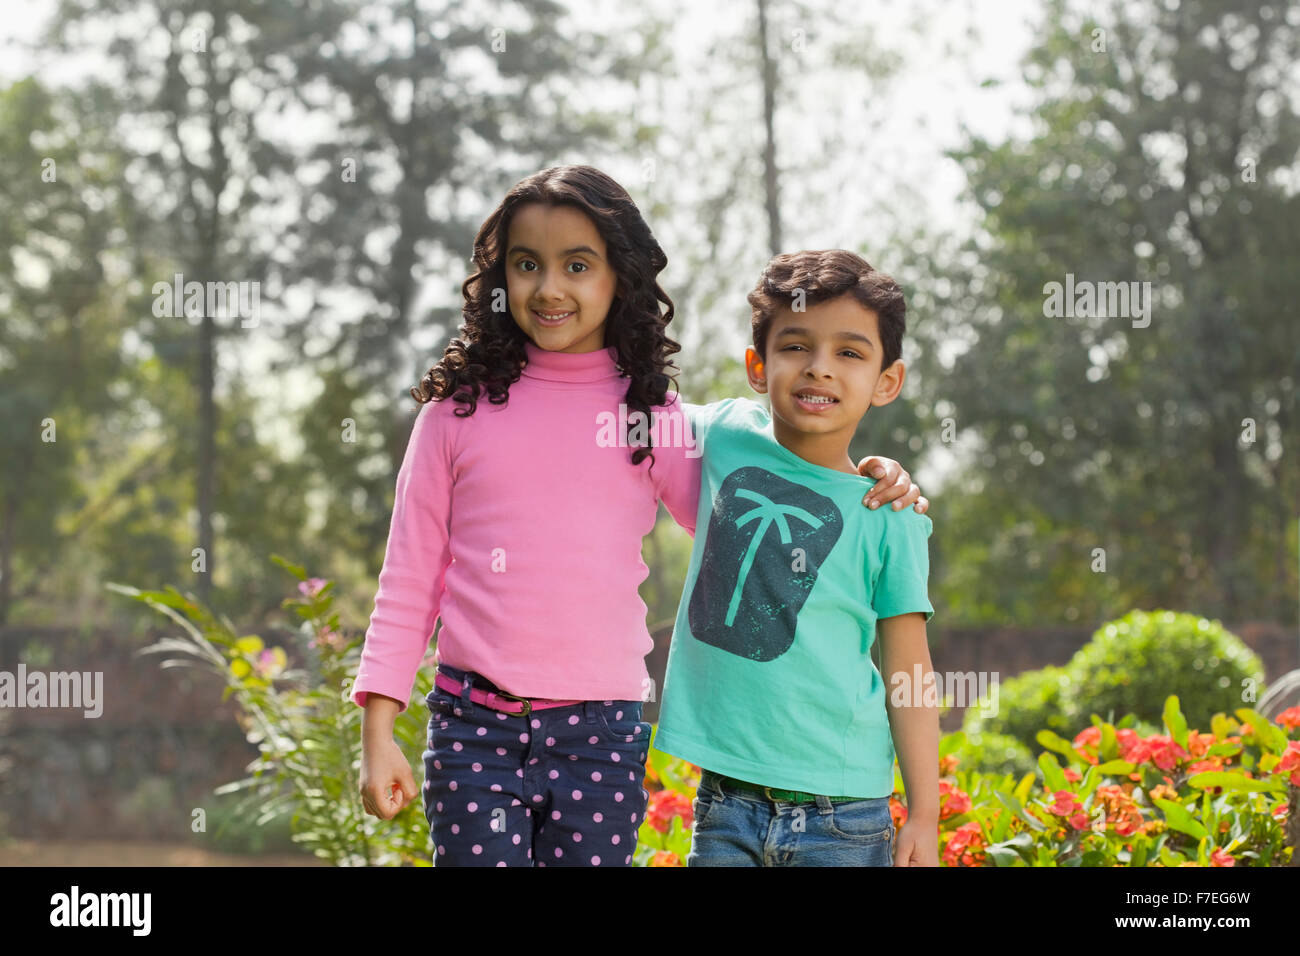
[518,260,537,272]
[568,261,588,273]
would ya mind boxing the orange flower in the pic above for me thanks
[939,753,961,776]
[1148,783,1178,803]
[649,850,683,867]
[1209,847,1235,867]
[1063,767,1082,782]
[889,794,909,828]
[646,790,693,833]
[1276,707,1300,731]
[1187,730,1215,758]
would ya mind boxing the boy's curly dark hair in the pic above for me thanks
[412,165,681,467]
[748,249,906,370]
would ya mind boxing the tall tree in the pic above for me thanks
[917,0,1300,625]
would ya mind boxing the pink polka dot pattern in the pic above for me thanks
[423,686,649,867]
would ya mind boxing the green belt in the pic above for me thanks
[715,774,866,804]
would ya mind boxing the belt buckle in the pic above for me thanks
[491,688,532,717]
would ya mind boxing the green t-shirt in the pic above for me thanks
[655,397,934,798]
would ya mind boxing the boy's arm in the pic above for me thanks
[857,456,929,514]
[879,613,940,845]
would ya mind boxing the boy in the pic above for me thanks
[656,249,939,866]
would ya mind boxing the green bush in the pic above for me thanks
[1060,610,1264,733]
[964,665,1074,748]
[963,610,1264,754]
[947,730,1039,779]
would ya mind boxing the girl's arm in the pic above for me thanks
[352,400,455,715]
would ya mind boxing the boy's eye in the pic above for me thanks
[840,350,862,359]
[781,344,805,351]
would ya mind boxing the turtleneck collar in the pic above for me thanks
[521,340,623,384]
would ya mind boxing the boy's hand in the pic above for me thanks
[359,735,418,819]
[893,817,940,867]
[857,456,929,514]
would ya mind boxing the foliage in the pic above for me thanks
[636,697,1300,867]
[110,556,433,866]
[964,610,1264,754]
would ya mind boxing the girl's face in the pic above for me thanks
[505,202,619,354]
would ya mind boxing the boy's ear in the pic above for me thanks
[745,347,768,394]
[871,360,906,407]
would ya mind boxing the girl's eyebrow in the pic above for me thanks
[507,244,604,260]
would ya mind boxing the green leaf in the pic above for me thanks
[1013,772,1036,804]
[1163,696,1188,749]
[1186,771,1284,794]
[1036,730,1080,764]
[993,789,1044,832]
[1039,752,1068,793]
[1100,723,1118,761]
[939,731,966,758]
[1153,799,1207,840]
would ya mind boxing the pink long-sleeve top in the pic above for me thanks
[351,341,702,712]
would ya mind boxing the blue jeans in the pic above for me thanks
[686,769,896,867]
[421,665,650,866]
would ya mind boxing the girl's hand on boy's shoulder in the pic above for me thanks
[857,456,929,514]
[893,818,941,867]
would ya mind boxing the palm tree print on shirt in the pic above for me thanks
[726,488,824,627]
[689,467,843,661]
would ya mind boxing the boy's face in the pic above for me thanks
[745,293,905,443]
[505,202,618,354]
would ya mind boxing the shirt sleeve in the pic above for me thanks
[648,393,704,537]
[870,510,935,623]
[351,400,455,712]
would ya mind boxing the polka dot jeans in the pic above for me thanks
[421,669,650,866]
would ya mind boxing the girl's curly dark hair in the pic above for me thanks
[412,165,681,468]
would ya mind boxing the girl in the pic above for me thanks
[352,165,926,866]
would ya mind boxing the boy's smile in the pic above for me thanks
[505,202,617,354]
[746,293,905,473]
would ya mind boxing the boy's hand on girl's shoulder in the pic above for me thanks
[893,818,940,867]
[857,455,930,515]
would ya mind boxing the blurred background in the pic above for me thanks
[0,0,1297,864]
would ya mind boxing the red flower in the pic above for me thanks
[1275,741,1300,785]
[1072,726,1101,765]
[649,851,682,867]
[942,821,986,867]
[1063,767,1082,782]
[1117,729,1153,766]
[1276,707,1300,731]
[647,790,693,833]
[1209,847,1235,867]
[1048,790,1083,817]
[1145,735,1189,771]
[939,780,972,820]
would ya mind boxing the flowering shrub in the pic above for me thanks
[110,557,434,866]
[636,698,1300,866]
